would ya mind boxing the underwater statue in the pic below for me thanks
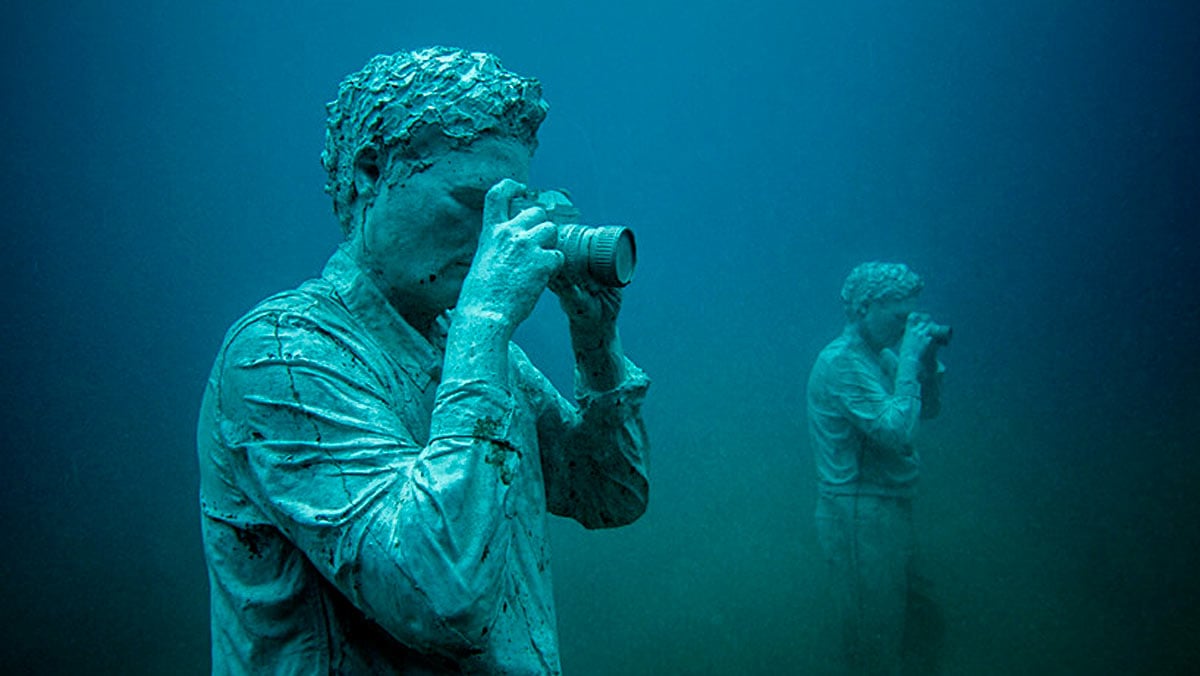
[806,261,948,675]
[196,46,650,674]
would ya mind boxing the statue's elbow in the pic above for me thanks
[580,478,649,530]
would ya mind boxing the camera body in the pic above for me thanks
[510,189,637,287]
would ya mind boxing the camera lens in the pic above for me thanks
[931,324,953,346]
[558,224,637,287]
[510,190,637,287]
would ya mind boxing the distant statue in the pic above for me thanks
[197,46,650,674]
[806,262,948,675]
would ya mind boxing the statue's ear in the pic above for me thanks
[353,147,382,200]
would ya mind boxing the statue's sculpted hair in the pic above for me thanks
[840,262,925,317]
[321,47,549,234]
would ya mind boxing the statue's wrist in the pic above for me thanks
[569,321,617,353]
[454,305,515,342]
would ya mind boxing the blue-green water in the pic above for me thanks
[1,1,1197,673]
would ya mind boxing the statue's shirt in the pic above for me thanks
[807,327,943,498]
[198,247,650,674]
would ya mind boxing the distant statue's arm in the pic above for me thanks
[833,353,924,456]
[919,356,945,419]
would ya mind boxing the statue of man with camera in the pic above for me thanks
[196,47,649,674]
[806,261,948,675]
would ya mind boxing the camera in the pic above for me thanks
[930,323,953,346]
[510,189,637,287]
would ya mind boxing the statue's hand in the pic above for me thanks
[899,312,935,364]
[549,274,622,337]
[457,179,564,329]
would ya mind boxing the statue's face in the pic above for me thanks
[861,296,917,350]
[352,136,532,323]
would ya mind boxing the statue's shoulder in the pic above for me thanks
[221,278,346,352]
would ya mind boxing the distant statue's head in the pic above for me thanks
[840,262,924,320]
[322,46,549,235]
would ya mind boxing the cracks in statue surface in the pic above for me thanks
[272,313,355,505]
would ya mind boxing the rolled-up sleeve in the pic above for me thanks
[509,346,651,529]
[217,310,520,657]
[919,358,945,420]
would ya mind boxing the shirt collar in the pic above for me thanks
[321,245,446,390]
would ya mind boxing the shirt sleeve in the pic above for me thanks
[829,350,922,456]
[919,357,945,419]
[216,309,521,659]
[508,345,651,529]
